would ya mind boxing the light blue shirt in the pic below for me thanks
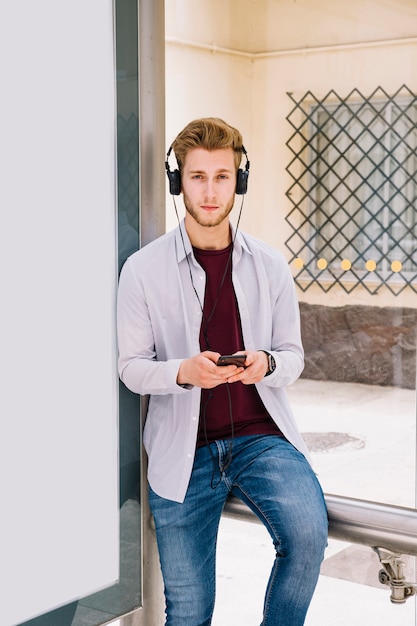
[117,221,311,502]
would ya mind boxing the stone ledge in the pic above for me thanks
[299,303,416,389]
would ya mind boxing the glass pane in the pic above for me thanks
[5,1,118,624]
[288,376,415,507]
[72,0,142,622]
[165,3,417,625]
[288,290,416,625]
[72,0,141,622]
[213,517,416,625]
[288,90,416,624]
[17,2,141,625]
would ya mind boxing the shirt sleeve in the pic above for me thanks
[117,257,190,396]
[262,255,304,388]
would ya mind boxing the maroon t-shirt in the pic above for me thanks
[193,244,283,447]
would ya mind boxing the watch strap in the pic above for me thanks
[262,351,276,377]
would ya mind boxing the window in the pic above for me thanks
[285,86,417,295]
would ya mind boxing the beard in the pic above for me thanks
[183,192,235,228]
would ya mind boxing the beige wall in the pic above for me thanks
[165,0,417,308]
[164,43,253,232]
[250,40,417,309]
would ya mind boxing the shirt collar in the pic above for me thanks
[174,220,193,263]
[174,219,252,264]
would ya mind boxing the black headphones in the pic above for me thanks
[165,145,250,196]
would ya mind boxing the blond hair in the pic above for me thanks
[171,117,244,171]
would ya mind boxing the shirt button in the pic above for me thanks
[187,453,192,458]
[192,416,197,421]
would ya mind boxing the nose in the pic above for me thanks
[204,178,216,200]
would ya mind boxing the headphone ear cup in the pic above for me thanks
[236,168,249,195]
[166,168,181,195]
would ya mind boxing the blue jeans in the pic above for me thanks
[149,435,328,626]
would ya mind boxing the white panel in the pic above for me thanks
[0,1,119,624]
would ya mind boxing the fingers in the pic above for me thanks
[226,350,268,384]
[177,350,269,388]
[177,352,241,388]
[197,356,246,388]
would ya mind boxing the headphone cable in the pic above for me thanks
[172,193,246,485]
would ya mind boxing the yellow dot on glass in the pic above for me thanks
[366,260,376,272]
[294,257,304,269]
[391,260,402,273]
[341,259,351,271]
[317,258,327,270]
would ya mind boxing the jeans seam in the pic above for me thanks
[232,484,282,625]
[262,555,279,624]
[233,484,281,546]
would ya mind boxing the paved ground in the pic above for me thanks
[108,378,416,626]
[211,379,416,625]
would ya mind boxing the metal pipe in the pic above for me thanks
[224,493,417,557]
[165,35,417,59]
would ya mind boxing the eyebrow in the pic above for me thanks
[187,167,234,175]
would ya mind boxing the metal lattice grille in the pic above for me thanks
[285,85,417,295]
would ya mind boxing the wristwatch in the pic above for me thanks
[262,351,276,377]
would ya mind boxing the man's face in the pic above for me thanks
[181,148,236,229]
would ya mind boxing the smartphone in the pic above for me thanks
[217,354,247,367]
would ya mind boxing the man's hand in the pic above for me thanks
[177,350,245,388]
[226,350,270,384]
[177,350,271,388]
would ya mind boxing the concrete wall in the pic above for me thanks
[250,40,417,310]
[165,0,417,311]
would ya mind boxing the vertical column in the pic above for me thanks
[137,1,166,624]
[139,0,167,246]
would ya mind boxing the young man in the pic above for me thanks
[117,118,328,625]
